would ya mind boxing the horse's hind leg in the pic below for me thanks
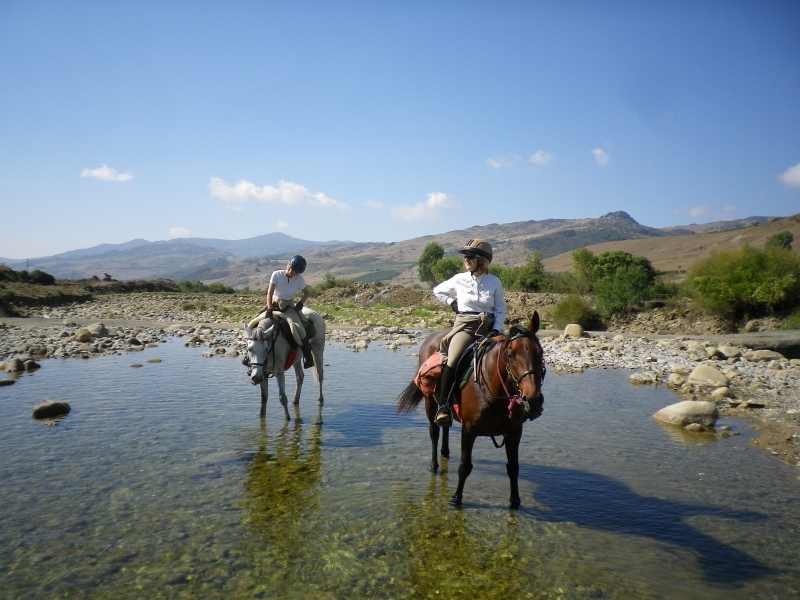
[428,421,441,473]
[441,426,450,460]
[292,361,304,405]
[505,426,523,509]
[259,380,269,418]
[450,429,476,507]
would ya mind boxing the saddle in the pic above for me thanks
[247,310,316,349]
[413,337,493,398]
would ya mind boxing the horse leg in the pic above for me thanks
[274,370,291,421]
[505,425,523,509]
[259,379,269,418]
[292,360,304,405]
[312,345,324,405]
[441,425,450,460]
[428,421,440,473]
[450,428,476,506]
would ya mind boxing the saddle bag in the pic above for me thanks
[414,352,443,396]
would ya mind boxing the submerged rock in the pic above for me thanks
[32,398,71,419]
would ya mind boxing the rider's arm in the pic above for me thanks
[299,286,310,304]
[263,282,276,312]
[433,275,459,306]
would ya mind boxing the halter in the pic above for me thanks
[243,324,279,379]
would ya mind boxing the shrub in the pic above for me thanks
[178,280,235,294]
[27,270,56,285]
[765,231,793,250]
[688,246,800,321]
[495,252,546,291]
[432,256,462,283]
[593,264,656,316]
[551,295,601,330]
[781,309,800,330]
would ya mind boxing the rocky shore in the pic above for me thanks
[2,291,799,471]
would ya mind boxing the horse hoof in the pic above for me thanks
[448,497,462,507]
[510,500,520,509]
[430,465,439,473]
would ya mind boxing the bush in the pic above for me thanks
[432,256,462,283]
[551,295,601,330]
[308,272,356,296]
[494,252,546,291]
[593,264,656,316]
[765,231,793,250]
[178,280,235,294]
[781,309,800,331]
[688,246,800,321]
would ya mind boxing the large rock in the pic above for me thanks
[563,324,584,338]
[687,364,728,386]
[86,322,109,338]
[744,349,784,362]
[717,345,742,359]
[4,358,25,372]
[32,399,71,419]
[73,328,92,342]
[653,401,719,428]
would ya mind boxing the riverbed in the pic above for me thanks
[1,338,799,599]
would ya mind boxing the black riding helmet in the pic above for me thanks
[289,255,307,273]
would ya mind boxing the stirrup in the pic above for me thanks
[435,405,452,427]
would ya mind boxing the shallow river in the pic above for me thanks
[1,337,799,599]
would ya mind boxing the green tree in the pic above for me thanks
[433,256,462,283]
[516,251,546,291]
[571,248,596,292]
[418,242,444,284]
[765,231,793,250]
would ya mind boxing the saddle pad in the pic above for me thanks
[414,352,443,396]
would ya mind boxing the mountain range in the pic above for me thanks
[3,212,795,289]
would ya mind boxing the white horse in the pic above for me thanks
[243,307,325,420]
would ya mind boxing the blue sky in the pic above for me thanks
[1,1,799,259]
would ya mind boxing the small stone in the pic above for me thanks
[688,364,729,387]
[4,358,25,372]
[710,387,729,400]
[130,363,143,368]
[146,358,162,363]
[0,379,15,387]
[653,400,719,428]
[744,349,785,362]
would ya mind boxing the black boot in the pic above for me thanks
[301,338,314,369]
[436,365,455,427]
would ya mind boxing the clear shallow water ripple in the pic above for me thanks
[1,339,798,599]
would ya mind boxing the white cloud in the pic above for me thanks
[168,227,191,238]
[486,154,520,170]
[276,221,289,229]
[81,163,133,182]
[591,148,610,166]
[364,199,386,209]
[529,150,553,166]
[689,204,710,218]
[717,205,737,219]
[389,192,461,221]
[208,178,348,210]
[779,162,800,187]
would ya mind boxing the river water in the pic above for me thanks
[1,337,799,599]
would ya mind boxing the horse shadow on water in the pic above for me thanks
[489,461,775,587]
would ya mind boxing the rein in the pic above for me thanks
[472,330,546,447]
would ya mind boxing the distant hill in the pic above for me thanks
[1,212,790,287]
[542,214,800,274]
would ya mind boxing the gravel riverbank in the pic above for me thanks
[2,293,800,471]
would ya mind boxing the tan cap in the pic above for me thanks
[458,239,493,262]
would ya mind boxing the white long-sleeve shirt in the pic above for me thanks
[433,271,507,332]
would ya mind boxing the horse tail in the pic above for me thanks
[396,380,424,415]
[305,309,326,384]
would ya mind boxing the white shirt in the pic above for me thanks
[433,271,507,332]
[270,269,307,300]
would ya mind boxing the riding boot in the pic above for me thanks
[435,365,455,427]
[301,338,314,369]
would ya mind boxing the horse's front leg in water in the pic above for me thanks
[292,361,304,405]
[450,428,476,506]
[259,380,269,418]
[441,426,450,460]
[274,370,291,421]
[505,425,523,509]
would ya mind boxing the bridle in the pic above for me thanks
[243,325,278,380]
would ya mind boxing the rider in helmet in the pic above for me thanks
[431,239,507,427]
[260,255,314,369]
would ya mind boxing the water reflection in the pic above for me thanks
[518,463,774,586]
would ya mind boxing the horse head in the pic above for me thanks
[243,321,277,385]
[503,311,546,420]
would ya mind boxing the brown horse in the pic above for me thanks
[396,312,546,508]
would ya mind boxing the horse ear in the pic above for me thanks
[529,311,540,334]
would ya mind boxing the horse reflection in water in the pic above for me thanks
[243,307,325,419]
[241,406,323,571]
[397,312,546,508]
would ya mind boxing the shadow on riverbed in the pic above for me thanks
[512,463,774,586]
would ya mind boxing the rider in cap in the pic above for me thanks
[260,255,314,368]
[431,239,507,427]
